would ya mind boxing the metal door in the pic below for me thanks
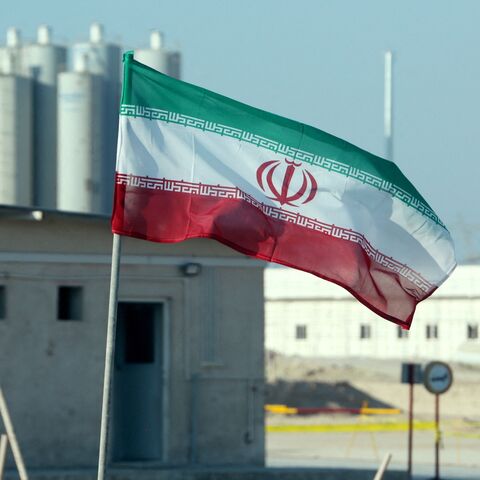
[112,302,165,461]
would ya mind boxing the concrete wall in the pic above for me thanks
[0,208,265,469]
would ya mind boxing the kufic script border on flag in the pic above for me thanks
[120,104,445,228]
[116,172,434,294]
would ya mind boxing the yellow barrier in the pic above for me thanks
[265,404,298,414]
[265,404,401,416]
[360,408,401,415]
[267,421,436,433]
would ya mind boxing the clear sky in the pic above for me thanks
[2,0,479,262]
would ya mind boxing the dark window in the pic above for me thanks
[426,324,438,339]
[295,324,307,340]
[467,324,478,340]
[360,324,371,339]
[397,326,409,339]
[0,286,5,319]
[123,303,155,363]
[57,286,83,321]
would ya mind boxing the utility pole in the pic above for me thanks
[384,50,394,161]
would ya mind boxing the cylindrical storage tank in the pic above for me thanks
[70,23,121,80]
[57,68,104,214]
[135,30,169,73]
[0,73,33,205]
[24,25,66,85]
[0,28,25,75]
[23,25,67,209]
[70,23,121,213]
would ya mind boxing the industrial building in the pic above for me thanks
[1,20,477,480]
[0,205,264,469]
[0,24,181,215]
[0,25,268,474]
[265,265,480,363]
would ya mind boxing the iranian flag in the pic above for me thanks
[112,53,456,328]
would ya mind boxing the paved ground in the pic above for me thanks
[266,354,480,479]
[267,429,480,479]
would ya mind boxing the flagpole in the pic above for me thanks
[97,233,122,480]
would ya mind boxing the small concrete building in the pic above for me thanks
[0,206,265,470]
[265,265,480,363]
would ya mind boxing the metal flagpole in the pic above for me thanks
[97,233,122,480]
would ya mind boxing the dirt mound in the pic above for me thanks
[266,379,395,409]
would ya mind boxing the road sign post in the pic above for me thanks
[423,361,453,480]
[401,363,422,479]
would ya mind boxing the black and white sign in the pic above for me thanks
[423,361,453,395]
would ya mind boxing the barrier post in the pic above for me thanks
[0,388,28,480]
[0,434,8,480]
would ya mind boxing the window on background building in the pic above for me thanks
[467,324,479,340]
[0,286,5,319]
[426,324,438,339]
[397,326,409,339]
[57,286,83,321]
[360,324,371,339]
[295,324,307,340]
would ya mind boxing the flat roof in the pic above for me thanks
[265,264,480,300]
[0,204,110,222]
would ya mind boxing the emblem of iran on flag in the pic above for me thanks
[112,53,456,328]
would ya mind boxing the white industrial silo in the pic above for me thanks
[135,30,169,73]
[71,23,120,80]
[0,66,33,206]
[23,25,67,209]
[135,31,182,78]
[57,56,104,214]
[0,28,25,75]
[71,23,121,214]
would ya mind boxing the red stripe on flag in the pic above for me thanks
[112,183,435,328]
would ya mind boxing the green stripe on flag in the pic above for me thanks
[122,55,445,229]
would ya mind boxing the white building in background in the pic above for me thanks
[265,265,480,363]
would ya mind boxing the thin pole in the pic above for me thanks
[434,394,440,480]
[373,452,392,480]
[384,50,394,161]
[97,233,122,480]
[407,370,414,479]
[0,434,8,480]
[0,389,28,480]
